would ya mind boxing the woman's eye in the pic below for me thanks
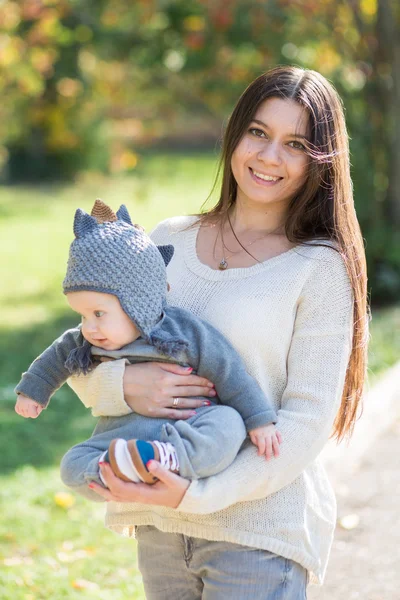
[94,311,104,318]
[249,128,266,138]
[288,140,306,150]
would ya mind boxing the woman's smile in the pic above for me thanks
[249,168,283,185]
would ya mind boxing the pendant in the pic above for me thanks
[219,258,228,270]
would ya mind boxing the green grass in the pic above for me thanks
[0,152,398,599]
[368,305,400,383]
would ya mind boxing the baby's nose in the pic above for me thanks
[83,320,97,333]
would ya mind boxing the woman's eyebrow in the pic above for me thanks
[251,119,308,140]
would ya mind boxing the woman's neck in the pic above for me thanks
[227,202,287,236]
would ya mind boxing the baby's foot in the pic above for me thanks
[104,439,180,485]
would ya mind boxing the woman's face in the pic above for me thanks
[231,97,310,214]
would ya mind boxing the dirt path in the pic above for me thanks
[308,418,400,599]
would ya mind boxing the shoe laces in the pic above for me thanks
[153,441,179,471]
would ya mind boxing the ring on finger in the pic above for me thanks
[173,397,180,407]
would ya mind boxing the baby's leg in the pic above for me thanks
[160,404,247,479]
[60,428,119,502]
[61,407,246,495]
[60,413,167,501]
[94,405,246,485]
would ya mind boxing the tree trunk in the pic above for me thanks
[376,0,400,227]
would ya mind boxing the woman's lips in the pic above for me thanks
[249,168,283,186]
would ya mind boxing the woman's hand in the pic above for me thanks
[123,362,216,420]
[89,461,190,508]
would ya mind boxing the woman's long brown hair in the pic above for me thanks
[200,66,368,441]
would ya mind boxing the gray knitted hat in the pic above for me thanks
[63,199,186,373]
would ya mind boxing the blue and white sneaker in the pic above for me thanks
[106,439,180,485]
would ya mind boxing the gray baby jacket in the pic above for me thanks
[15,305,277,431]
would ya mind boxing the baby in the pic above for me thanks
[15,200,281,499]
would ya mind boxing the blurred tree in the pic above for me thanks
[0,0,98,178]
[0,0,398,302]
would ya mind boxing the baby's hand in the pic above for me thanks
[249,424,282,460]
[15,395,44,419]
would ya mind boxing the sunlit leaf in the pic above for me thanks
[53,491,75,509]
[360,0,377,18]
[71,578,100,591]
[183,15,206,32]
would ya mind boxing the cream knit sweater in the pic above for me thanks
[71,216,353,585]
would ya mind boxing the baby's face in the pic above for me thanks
[67,291,140,351]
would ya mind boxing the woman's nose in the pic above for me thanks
[257,141,282,165]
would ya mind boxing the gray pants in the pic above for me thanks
[60,404,246,502]
[136,526,308,599]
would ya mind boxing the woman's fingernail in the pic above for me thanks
[209,390,216,396]
[99,461,106,466]
[203,401,211,406]
[189,411,197,417]
[186,367,193,372]
[146,460,155,469]
[88,484,95,488]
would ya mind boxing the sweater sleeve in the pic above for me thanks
[14,327,83,407]
[67,359,132,417]
[177,250,354,514]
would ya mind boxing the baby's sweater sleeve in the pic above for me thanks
[15,328,83,407]
[177,250,354,514]
[179,312,277,429]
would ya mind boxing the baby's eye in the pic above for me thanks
[288,140,306,150]
[94,311,104,318]
[249,127,267,138]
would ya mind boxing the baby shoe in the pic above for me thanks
[106,438,179,485]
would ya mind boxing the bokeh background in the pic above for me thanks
[0,1,399,598]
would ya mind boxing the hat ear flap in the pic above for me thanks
[73,209,97,238]
[116,204,133,225]
[157,244,174,267]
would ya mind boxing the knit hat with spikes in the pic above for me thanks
[63,199,185,373]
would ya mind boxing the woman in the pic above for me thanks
[72,66,368,598]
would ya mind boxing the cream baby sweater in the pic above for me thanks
[71,216,353,585]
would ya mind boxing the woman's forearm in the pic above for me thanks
[178,284,354,514]
[177,405,336,514]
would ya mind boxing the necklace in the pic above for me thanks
[216,215,278,270]
[217,231,268,270]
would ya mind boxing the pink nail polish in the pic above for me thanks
[186,367,193,372]
[203,401,211,406]
[88,484,95,488]
[146,460,154,469]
